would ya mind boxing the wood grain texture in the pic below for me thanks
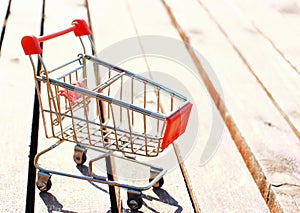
[197,1,300,212]
[203,0,300,140]
[0,0,42,212]
[229,0,300,76]
[165,0,300,212]
[1,0,298,212]
[127,0,270,212]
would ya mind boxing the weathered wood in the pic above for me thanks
[0,0,43,212]
[125,0,270,212]
[202,0,300,195]
[229,0,300,76]
[1,0,298,212]
[207,0,300,140]
[165,0,300,212]
[34,140,112,212]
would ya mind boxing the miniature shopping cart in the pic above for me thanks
[21,19,192,211]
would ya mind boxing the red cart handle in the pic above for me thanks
[21,19,91,55]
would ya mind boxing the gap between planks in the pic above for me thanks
[198,1,300,208]
[0,0,12,56]
[14,0,276,211]
[229,0,300,77]
[87,0,196,212]
[28,0,113,212]
[126,0,269,212]
[25,0,46,212]
[0,0,43,212]
[125,1,200,211]
[161,0,280,212]
[196,0,300,142]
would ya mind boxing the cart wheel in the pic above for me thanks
[127,189,143,211]
[149,177,164,189]
[74,153,86,165]
[127,196,143,211]
[73,145,87,165]
[37,179,52,192]
[36,171,52,192]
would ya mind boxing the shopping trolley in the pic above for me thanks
[21,19,192,211]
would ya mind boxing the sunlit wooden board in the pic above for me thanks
[166,0,300,212]
[122,0,270,212]
[0,0,43,211]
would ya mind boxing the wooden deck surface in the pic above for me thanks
[0,0,299,212]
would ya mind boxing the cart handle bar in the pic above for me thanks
[21,19,91,55]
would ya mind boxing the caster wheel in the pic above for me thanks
[149,177,164,189]
[37,179,52,192]
[36,171,52,192]
[73,145,87,165]
[127,196,143,211]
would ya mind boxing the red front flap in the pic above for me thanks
[161,102,192,150]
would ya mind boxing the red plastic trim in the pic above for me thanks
[21,36,42,55]
[21,19,91,55]
[59,81,87,105]
[161,102,193,150]
[72,19,91,36]
[38,26,76,43]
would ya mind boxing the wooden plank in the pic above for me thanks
[164,0,300,212]
[125,0,270,212]
[223,0,300,139]
[0,0,43,211]
[88,0,196,212]
[33,139,111,212]
[228,0,300,76]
